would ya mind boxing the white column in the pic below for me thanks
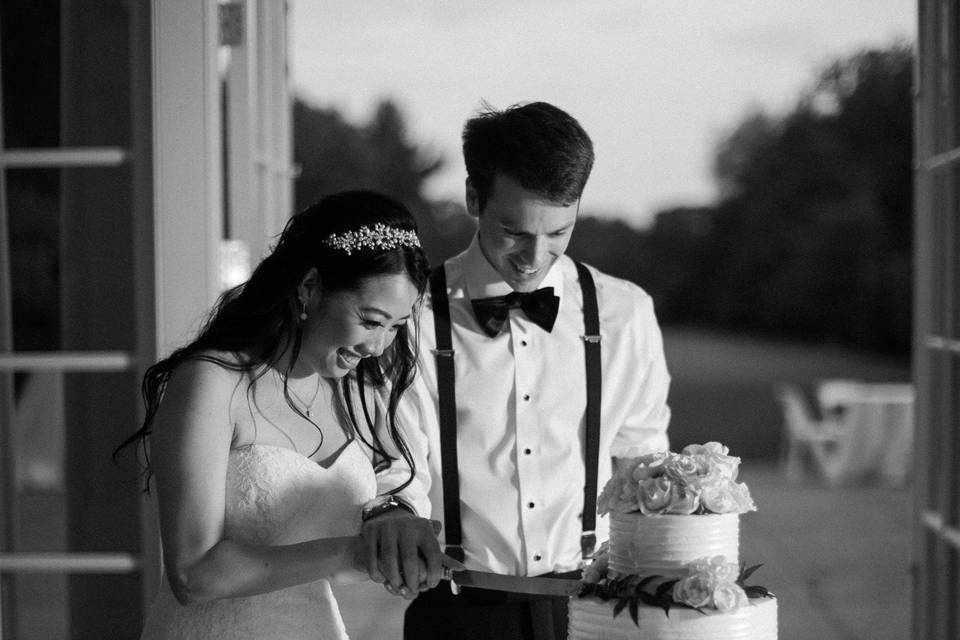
[227,0,264,263]
[258,0,294,239]
[152,0,225,358]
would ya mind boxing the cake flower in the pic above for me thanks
[666,556,751,612]
[687,555,741,583]
[700,480,756,514]
[631,450,670,480]
[667,483,700,515]
[638,477,673,515]
[712,581,751,612]
[598,442,756,516]
[682,442,741,480]
[581,543,610,585]
[664,454,700,482]
[671,572,715,608]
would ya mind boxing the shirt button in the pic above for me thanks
[521,340,528,347]
[533,554,542,561]
[528,502,535,509]
[523,394,530,401]
[524,448,532,455]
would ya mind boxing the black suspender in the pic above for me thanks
[575,262,601,561]
[430,267,465,563]
[432,262,602,565]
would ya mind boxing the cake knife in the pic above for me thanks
[448,569,582,596]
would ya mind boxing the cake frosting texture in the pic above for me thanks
[569,595,778,640]
[609,512,739,576]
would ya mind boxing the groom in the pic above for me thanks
[368,101,672,639]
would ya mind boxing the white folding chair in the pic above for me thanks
[774,382,846,483]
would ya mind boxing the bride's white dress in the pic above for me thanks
[140,442,376,639]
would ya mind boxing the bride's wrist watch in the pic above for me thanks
[361,495,416,522]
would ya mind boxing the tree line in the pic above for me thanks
[295,44,913,356]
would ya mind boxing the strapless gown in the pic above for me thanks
[140,441,376,639]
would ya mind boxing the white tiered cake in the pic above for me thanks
[568,443,778,640]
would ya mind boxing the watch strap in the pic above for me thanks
[361,495,416,522]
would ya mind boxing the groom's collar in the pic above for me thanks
[461,235,565,301]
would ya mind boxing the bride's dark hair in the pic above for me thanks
[115,190,430,492]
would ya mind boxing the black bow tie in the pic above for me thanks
[471,287,560,337]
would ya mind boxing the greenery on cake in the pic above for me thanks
[598,442,756,515]
[578,552,774,622]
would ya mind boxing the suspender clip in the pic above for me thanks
[580,531,597,561]
[580,334,601,344]
[431,348,455,358]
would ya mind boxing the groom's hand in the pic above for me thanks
[359,511,447,599]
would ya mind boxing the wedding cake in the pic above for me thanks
[568,442,778,640]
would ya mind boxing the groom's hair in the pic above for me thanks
[462,100,595,211]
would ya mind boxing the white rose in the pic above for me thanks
[685,554,740,582]
[712,454,741,481]
[680,442,728,457]
[664,454,700,483]
[700,482,740,514]
[631,451,669,481]
[597,483,637,515]
[731,482,757,512]
[703,442,730,455]
[622,479,644,509]
[596,487,614,516]
[672,573,715,608]
[581,551,609,584]
[638,476,673,515]
[685,465,725,493]
[686,556,739,583]
[712,581,749,612]
[708,556,740,582]
[683,443,740,480]
[616,457,643,479]
[666,483,700,515]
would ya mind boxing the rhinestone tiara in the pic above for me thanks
[321,223,421,256]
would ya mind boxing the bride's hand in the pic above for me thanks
[359,514,463,599]
[383,546,464,599]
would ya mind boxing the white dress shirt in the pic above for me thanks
[378,236,671,575]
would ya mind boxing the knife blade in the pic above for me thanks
[449,569,582,596]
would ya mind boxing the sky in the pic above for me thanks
[288,1,915,228]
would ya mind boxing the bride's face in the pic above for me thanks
[299,273,419,378]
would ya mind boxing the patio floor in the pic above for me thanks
[335,462,914,640]
[738,463,912,640]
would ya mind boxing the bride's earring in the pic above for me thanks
[299,299,308,321]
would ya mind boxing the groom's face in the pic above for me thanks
[469,173,578,293]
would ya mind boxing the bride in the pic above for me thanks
[118,191,458,639]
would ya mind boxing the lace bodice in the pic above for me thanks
[140,442,376,640]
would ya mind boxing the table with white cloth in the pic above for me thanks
[816,380,915,486]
